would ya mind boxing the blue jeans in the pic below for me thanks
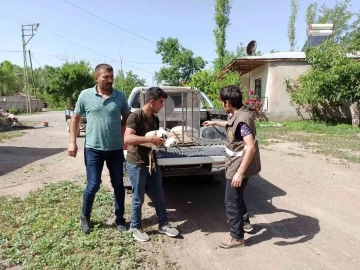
[126,163,168,228]
[82,148,125,222]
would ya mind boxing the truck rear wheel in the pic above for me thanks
[66,119,81,137]
[203,174,225,185]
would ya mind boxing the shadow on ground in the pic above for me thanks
[0,146,66,176]
[140,174,320,246]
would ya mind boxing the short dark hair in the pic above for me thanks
[219,85,243,109]
[144,87,168,103]
[95,64,113,74]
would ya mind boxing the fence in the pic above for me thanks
[0,96,44,112]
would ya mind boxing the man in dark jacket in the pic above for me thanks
[203,85,261,248]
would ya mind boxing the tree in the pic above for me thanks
[42,61,94,108]
[341,27,360,52]
[114,70,146,98]
[305,3,317,36]
[306,0,360,43]
[155,37,206,85]
[0,61,23,96]
[213,0,231,71]
[189,69,242,108]
[288,0,299,51]
[286,40,360,127]
[316,0,358,42]
[114,69,125,92]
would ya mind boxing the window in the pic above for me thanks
[131,92,140,108]
[254,78,262,99]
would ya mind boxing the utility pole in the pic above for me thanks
[28,50,39,111]
[21,23,39,113]
[118,52,124,91]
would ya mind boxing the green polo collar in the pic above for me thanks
[93,85,117,98]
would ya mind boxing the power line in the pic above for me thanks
[29,52,42,67]
[1,15,158,73]
[0,49,57,56]
[0,50,163,65]
[62,0,156,44]
[40,26,153,74]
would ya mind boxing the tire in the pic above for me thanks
[203,173,225,185]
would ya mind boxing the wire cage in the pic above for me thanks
[139,87,201,146]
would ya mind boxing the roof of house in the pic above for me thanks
[221,51,360,76]
[221,52,306,75]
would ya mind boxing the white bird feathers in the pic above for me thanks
[140,128,177,150]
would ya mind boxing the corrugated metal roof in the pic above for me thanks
[238,52,306,60]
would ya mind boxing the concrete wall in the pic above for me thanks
[0,96,44,112]
[267,61,311,121]
[240,61,352,122]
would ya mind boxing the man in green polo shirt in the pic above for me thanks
[68,63,130,234]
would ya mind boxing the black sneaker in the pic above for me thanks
[80,215,90,233]
[115,217,127,232]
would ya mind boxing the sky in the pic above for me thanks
[1,0,360,85]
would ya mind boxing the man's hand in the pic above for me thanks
[231,172,244,188]
[202,121,214,127]
[68,142,78,157]
[150,135,165,147]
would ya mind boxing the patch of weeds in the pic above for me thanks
[256,121,360,163]
[0,181,142,269]
[287,152,304,157]
[162,251,180,270]
[0,130,24,142]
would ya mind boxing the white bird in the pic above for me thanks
[140,128,177,150]
[141,128,177,174]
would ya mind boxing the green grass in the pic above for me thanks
[0,130,24,142]
[0,181,142,270]
[256,121,360,163]
[0,121,37,142]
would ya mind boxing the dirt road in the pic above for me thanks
[1,111,360,269]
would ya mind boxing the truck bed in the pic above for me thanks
[157,139,225,158]
[156,139,226,166]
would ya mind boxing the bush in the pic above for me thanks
[244,89,264,120]
[8,107,18,115]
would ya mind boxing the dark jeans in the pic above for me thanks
[225,177,250,239]
[82,148,125,223]
[126,163,168,228]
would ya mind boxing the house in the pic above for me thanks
[221,52,311,121]
[221,51,360,121]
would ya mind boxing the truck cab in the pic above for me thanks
[127,86,216,127]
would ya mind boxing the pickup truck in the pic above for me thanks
[124,86,228,184]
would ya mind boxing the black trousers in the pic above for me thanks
[225,177,249,239]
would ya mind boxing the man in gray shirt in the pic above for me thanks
[68,64,130,233]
